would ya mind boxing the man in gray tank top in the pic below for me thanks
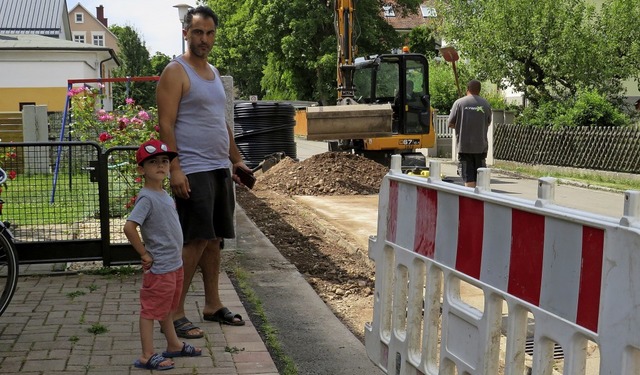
[448,80,492,188]
[157,5,252,339]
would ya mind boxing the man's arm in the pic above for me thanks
[157,62,190,198]
[227,126,252,186]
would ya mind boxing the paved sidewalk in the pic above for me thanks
[0,260,278,374]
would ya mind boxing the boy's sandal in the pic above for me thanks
[173,317,204,339]
[133,353,175,371]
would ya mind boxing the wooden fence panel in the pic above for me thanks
[494,124,640,174]
[0,112,23,143]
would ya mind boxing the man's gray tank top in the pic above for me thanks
[173,56,230,174]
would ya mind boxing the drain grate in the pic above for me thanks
[525,338,565,359]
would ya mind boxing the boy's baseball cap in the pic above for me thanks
[136,139,178,165]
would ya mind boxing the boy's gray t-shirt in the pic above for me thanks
[448,94,492,154]
[126,188,183,274]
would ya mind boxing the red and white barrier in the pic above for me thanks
[365,159,640,375]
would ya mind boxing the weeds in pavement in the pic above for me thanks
[85,265,141,278]
[66,290,86,300]
[233,267,298,375]
[87,323,108,335]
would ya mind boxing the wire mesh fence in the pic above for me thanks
[0,142,139,247]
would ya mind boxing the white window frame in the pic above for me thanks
[383,4,395,17]
[420,5,437,18]
[92,32,105,47]
[74,13,84,23]
[73,32,85,43]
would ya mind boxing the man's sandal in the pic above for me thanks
[173,317,204,339]
[203,307,245,326]
[162,342,202,358]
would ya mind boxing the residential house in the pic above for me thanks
[68,3,119,54]
[0,0,119,112]
[383,1,439,52]
[0,0,71,40]
[0,34,119,112]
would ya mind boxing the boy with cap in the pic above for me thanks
[124,139,202,371]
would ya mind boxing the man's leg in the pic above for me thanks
[200,239,243,324]
[200,239,223,314]
[173,239,207,336]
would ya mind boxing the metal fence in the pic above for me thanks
[0,141,138,265]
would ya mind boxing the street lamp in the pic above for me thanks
[173,4,192,54]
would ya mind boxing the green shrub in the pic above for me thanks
[517,90,630,128]
[561,89,629,127]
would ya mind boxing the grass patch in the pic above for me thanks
[493,162,640,191]
[2,173,100,224]
[84,265,141,277]
[225,346,245,354]
[87,323,108,335]
[66,290,86,300]
[233,267,297,375]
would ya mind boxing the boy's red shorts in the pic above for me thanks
[140,267,184,321]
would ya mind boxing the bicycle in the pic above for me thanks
[0,167,18,317]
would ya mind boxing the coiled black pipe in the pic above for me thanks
[234,102,297,169]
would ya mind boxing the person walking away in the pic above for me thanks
[124,139,202,371]
[448,79,492,188]
[157,5,252,340]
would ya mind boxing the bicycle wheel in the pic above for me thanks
[0,230,18,316]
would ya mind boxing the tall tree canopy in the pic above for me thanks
[434,0,640,106]
[206,0,423,103]
[110,25,154,108]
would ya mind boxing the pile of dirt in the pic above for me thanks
[254,152,388,196]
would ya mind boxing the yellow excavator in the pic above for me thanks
[306,0,435,168]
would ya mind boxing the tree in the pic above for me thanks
[406,24,438,59]
[206,0,425,103]
[435,0,640,106]
[110,25,154,108]
[149,52,171,76]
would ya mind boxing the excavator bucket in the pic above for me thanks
[305,103,393,141]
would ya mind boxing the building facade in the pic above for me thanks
[68,4,119,54]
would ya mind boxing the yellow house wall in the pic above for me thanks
[0,87,68,112]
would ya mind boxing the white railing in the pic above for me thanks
[435,114,452,138]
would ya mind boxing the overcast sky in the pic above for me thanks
[66,0,195,56]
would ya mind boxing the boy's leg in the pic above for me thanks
[160,317,186,352]
[139,317,156,360]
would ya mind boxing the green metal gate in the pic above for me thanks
[0,141,140,266]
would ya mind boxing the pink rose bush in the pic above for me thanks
[68,85,162,212]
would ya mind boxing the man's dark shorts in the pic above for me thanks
[457,153,487,183]
[175,169,235,243]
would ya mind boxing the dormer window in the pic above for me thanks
[420,5,437,18]
[383,4,395,17]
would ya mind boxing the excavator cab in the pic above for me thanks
[348,53,435,166]
[353,53,431,137]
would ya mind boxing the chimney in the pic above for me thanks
[96,5,108,27]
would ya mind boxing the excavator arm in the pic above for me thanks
[335,0,356,101]
[305,0,393,141]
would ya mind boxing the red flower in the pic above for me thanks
[8,170,17,180]
[134,177,142,183]
[98,132,113,142]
